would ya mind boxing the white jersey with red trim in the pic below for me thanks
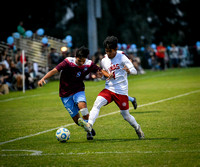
[101,50,137,95]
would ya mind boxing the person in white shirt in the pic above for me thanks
[78,36,144,139]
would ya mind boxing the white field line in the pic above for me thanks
[0,89,200,146]
[1,150,200,157]
[1,149,42,155]
[0,71,180,103]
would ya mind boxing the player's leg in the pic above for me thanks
[88,96,108,126]
[114,94,144,139]
[73,91,88,120]
[88,89,112,126]
[78,95,108,133]
[61,96,80,125]
[120,109,144,139]
[78,89,111,132]
[128,96,137,109]
[73,91,96,140]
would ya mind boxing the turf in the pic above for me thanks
[0,67,200,166]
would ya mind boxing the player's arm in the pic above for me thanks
[122,55,137,75]
[38,68,58,86]
[99,58,114,80]
[101,69,109,78]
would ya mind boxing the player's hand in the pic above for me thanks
[106,71,114,80]
[38,78,46,87]
[96,71,103,78]
[123,66,130,74]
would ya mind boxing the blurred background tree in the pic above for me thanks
[1,0,199,48]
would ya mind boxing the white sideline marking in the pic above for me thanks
[1,150,200,157]
[0,123,75,146]
[0,70,181,103]
[0,94,42,102]
[1,149,42,155]
[0,89,200,146]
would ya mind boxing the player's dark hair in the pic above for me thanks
[103,36,118,50]
[76,46,89,58]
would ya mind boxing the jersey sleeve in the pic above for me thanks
[122,54,137,74]
[90,62,102,73]
[55,59,69,72]
[101,58,111,73]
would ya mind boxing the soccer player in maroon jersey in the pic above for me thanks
[38,46,109,140]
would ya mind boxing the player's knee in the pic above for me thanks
[120,110,130,121]
[94,96,107,109]
[80,108,89,116]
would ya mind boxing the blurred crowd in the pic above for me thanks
[1,21,199,95]
[1,41,198,95]
[0,48,46,95]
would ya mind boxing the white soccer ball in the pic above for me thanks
[56,128,70,142]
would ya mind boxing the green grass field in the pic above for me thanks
[0,67,200,166]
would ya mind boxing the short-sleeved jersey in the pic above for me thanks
[56,57,101,97]
[101,51,137,95]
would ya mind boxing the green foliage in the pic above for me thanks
[0,68,200,166]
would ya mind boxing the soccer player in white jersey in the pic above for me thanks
[78,36,145,139]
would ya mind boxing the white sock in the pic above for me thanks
[88,96,107,126]
[120,110,138,129]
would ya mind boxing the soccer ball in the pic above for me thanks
[56,128,70,142]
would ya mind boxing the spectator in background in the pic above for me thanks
[156,42,166,70]
[1,48,8,62]
[10,61,23,90]
[48,48,60,69]
[2,55,11,70]
[0,79,9,95]
[25,61,36,90]
[145,46,158,70]
[92,48,103,66]
[14,48,21,63]
[0,63,10,94]
[169,44,179,68]
[59,50,68,63]
[17,21,26,36]
[128,53,145,74]
[16,56,22,74]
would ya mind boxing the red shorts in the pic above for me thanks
[98,89,129,110]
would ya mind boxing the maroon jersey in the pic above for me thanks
[55,57,101,97]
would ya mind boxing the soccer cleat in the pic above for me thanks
[78,118,92,132]
[135,124,145,140]
[132,97,137,110]
[87,132,93,140]
[91,128,96,136]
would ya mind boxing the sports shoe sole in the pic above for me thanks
[78,118,92,132]
[136,125,145,140]
[87,132,94,140]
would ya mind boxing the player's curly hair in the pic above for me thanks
[103,36,118,50]
[76,46,89,58]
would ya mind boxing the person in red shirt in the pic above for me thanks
[156,42,166,70]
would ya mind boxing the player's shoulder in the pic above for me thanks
[84,59,93,66]
[117,50,127,57]
[116,51,129,61]
[101,54,109,63]
[65,57,75,63]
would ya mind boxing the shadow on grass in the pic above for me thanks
[94,137,179,142]
[69,137,179,144]
[130,110,162,114]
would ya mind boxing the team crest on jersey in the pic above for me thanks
[76,72,81,77]
[84,67,88,71]
[122,102,127,107]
